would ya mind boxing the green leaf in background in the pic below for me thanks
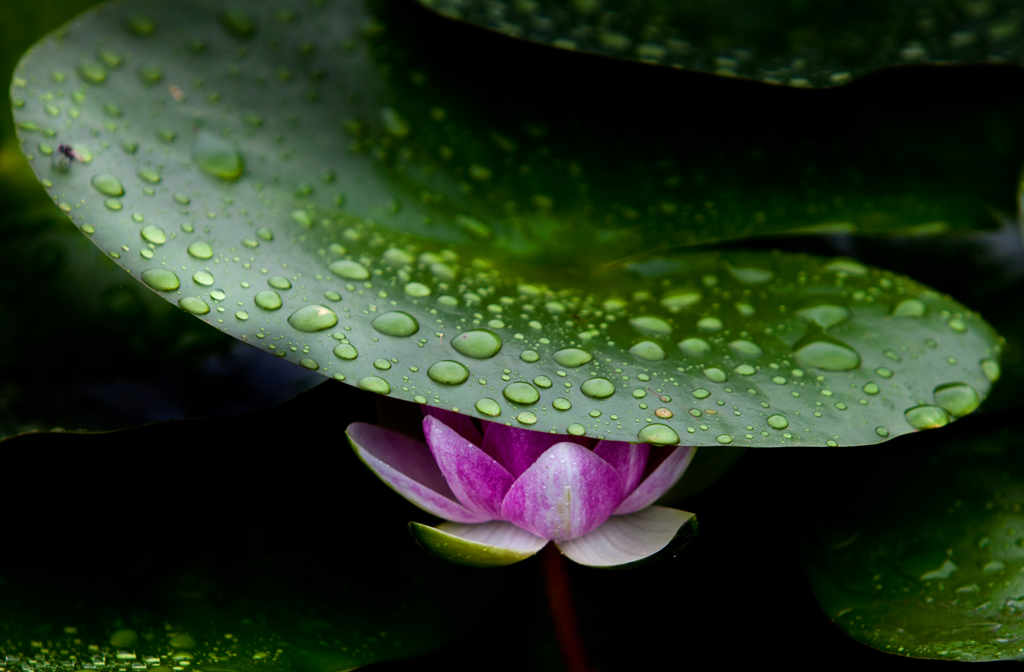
[804,417,1024,661]
[418,0,1024,88]
[8,0,1005,446]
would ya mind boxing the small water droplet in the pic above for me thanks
[77,60,107,84]
[553,348,592,368]
[193,131,244,181]
[140,225,166,245]
[904,405,950,430]
[358,376,391,394]
[863,382,880,395]
[373,358,391,371]
[380,107,410,137]
[630,315,672,336]
[581,377,615,399]
[267,276,291,290]
[127,16,156,37]
[372,311,419,337]
[428,360,469,385]
[875,426,889,438]
[704,367,727,383]
[697,316,723,332]
[767,414,788,429]
[533,375,553,389]
[451,330,502,359]
[797,304,850,329]
[516,411,537,425]
[692,388,710,399]
[193,270,214,286]
[892,298,926,317]
[141,268,179,291]
[137,167,161,184]
[981,358,1000,382]
[288,304,338,332]
[727,264,773,284]
[638,423,679,445]
[333,343,358,360]
[503,382,540,405]
[793,341,860,371]
[933,382,980,417]
[567,423,586,436]
[660,289,701,312]
[734,364,756,376]
[678,337,711,358]
[475,398,501,417]
[254,290,282,311]
[186,240,213,259]
[553,397,572,411]
[716,434,733,444]
[729,339,762,359]
[91,173,124,197]
[404,281,430,297]
[520,349,540,363]
[178,296,210,315]
[329,259,369,280]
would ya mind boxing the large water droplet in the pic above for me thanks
[451,330,502,359]
[141,268,179,291]
[140,225,166,245]
[372,311,419,337]
[503,382,540,405]
[91,173,124,197]
[638,424,679,445]
[287,304,338,332]
[797,304,850,329]
[329,259,369,280]
[793,341,860,371]
[581,377,615,399]
[428,360,469,385]
[187,241,214,259]
[767,414,789,429]
[629,340,665,361]
[933,382,980,417]
[703,367,727,383]
[892,298,926,317]
[904,405,949,430]
[178,296,210,315]
[553,348,592,368]
[358,376,391,395]
[193,131,244,181]
[254,290,282,311]
[630,315,672,336]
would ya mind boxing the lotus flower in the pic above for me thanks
[346,408,697,567]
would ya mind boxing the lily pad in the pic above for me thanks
[9,0,1004,445]
[805,418,1024,661]
[418,0,1024,87]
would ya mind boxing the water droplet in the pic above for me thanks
[77,60,107,84]
[288,304,338,332]
[193,131,244,181]
[553,348,592,368]
[372,311,419,337]
[793,341,860,371]
[629,340,665,361]
[452,330,502,359]
[767,414,788,429]
[727,265,773,284]
[141,268,179,291]
[797,304,850,329]
[520,349,540,363]
[127,16,156,37]
[824,259,867,275]
[661,289,702,312]
[981,358,1000,382]
[333,343,358,360]
[358,376,391,394]
[191,270,214,287]
[178,296,210,315]
[875,426,889,438]
[716,434,733,444]
[728,339,763,359]
[638,423,679,445]
[428,360,470,385]
[268,276,291,290]
[678,337,711,358]
[300,358,319,371]
[186,240,213,259]
[581,377,615,399]
[405,281,430,297]
[875,367,894,378]
[893,298,926,317]
[704,367,727,383]
[904,405,950,430]
[697,317,723,332]
[863,382,880,395]
[373,358,392,371]
[140,225,166,245]
[468,398,500,418]
[948,318,967,332]
[692,388,710,399]
[734,364,756,376]
[567,423,586,436]
[329,259,369,280]
[255,290,282,311]
[503,382,540,405]
[533,375,553,389]
[219,10,256,38]
[104,199,122,211]
[91,173,124,197]
[630,315,672,336]
[174,192,191,205]
[553,398,572,411]
[933,382,980,417]
[516,411,538,425]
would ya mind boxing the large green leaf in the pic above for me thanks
[9,0,1004,446]
[804,417,1024,661]
[418,0,1024,88]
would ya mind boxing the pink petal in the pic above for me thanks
[482,422,557,476]
[500,442,623,541]
[555,506,696,567]
[421,405,482,446]
[346,423,488,523]
[593,440,649,495]
[410,521,548,567]
[614,446,696,515]
[423,415,515,518]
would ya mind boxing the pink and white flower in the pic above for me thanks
[346,408,696,567]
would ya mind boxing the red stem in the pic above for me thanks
[541,545,590,672]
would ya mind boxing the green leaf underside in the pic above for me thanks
[410,521,547,566]
[805,423,1024,661]
[9,0,1004,446]
[419,0,1024,88]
